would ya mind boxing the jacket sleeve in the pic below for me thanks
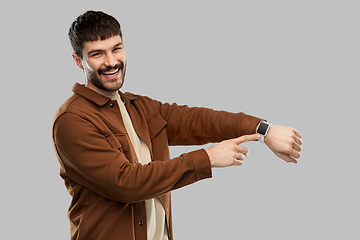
[153,100,264,146]
[53,112,212,204]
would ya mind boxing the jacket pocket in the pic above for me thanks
[147,113,168,140]
[105,132,129,152]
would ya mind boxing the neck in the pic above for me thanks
[85,79,119,96]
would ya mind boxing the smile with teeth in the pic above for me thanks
[102,68,120,76]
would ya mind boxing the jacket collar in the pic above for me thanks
[72,83,137,106]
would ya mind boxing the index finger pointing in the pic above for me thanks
[234,134,261,145]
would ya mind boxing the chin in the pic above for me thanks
[104,79,124,91]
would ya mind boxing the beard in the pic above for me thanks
[86,61,127,92]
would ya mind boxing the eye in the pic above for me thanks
[113,46,123,52]
[90,52,101,57]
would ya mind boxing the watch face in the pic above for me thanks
[257,122,269,135]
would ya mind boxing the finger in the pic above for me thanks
[235,152,246,160]
[234,160,244,166]
[234,134,261,145]
[288,148,301,159]
[292,142,302,152]
[276,152,298,164]
[235,146,249,156]
[294,129,302,139]
[294,135,303,146]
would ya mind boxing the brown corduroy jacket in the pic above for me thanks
[52,83,263,240]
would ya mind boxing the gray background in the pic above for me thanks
[1,0,359,239]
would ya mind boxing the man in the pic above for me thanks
[52,10,302,240]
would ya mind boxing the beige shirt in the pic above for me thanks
[109,94,168,240]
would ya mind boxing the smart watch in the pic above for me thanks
[256,121,271,144]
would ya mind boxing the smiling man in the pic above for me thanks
[71,19,127,95]
[52,10,302,240]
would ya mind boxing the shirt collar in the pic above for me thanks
[72,83,137,106]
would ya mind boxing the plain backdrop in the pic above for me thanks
[1,0,359,239]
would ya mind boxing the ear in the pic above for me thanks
[72,53,84,70]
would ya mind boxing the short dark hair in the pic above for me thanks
[68,10,122,59]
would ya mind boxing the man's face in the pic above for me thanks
[74,35,127,93]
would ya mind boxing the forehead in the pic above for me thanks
[82,35,123,53]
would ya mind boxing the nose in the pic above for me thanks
[104,53,117,67]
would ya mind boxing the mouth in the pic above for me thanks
[100,68,121,80]
[101,68,120,76]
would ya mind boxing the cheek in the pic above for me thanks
[116,51,126,63]
[83,60,101,74]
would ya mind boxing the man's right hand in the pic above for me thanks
[205,134,261,168]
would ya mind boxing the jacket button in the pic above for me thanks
[124,100,127,105]
[134,160,138,164]
[124,131,127,135]
[139,222,143,226]
[109,103,114,108]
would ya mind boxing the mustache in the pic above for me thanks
[98,62,124,75]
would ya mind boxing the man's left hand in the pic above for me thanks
[264,125,303,163]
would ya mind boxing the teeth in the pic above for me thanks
[103,69,119,75]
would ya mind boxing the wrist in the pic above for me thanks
[256,122,261,133]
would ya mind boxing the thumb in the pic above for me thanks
[275,152,298,164]
[234,134,261,145]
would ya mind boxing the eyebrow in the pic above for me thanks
[87,42,123,56]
